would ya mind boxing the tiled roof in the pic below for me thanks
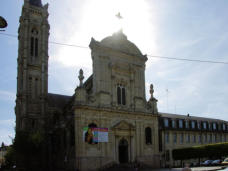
[47,93,72,109]
[159,112,227,122]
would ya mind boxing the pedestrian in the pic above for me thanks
[182,163,192,171]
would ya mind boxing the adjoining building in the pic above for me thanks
[15,0,228,170]
[0,143,8,168]
[159,113,228,167]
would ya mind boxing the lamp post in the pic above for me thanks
[0,16,8,31]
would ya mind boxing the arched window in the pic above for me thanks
[117,86,121,104]
[145,127,152,144]
[88,123,97,128]
[30,28,39,58]
[117,84,126,105]
[35,78,39,98]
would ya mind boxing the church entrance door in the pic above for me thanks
[118,138,128,163]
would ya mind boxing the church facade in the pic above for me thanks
[15,1,228,171]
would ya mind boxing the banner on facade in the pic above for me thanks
[83,127,108,144]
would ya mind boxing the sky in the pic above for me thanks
[0,0,228,145]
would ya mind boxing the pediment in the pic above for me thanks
[112,120,135,130]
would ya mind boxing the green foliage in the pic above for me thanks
[2,130,46,171]
[14,130,44,155]
[172,142,228,160]
[1,146,16,169]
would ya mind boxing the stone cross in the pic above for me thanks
[78,69,84,87]
[115,12,123,20]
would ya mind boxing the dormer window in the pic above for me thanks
[191,121,195,129]
[117,84,126,105]
[223,123,226,131]
[208,123,211,130]
[185,120,189,129]
[197,121,201,129]
[172,120,176,128]
[164,118,169,127]
[203,122,207,129]
[213,123,217,130]
[179,120,183,128]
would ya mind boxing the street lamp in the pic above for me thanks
[0,16,8,31]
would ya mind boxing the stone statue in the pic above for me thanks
[150,84,154,100]
[78,69,84,87]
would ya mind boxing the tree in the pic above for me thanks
[2,130,46,171]
[172,142,228,160]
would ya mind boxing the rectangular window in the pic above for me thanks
[165,132,169,144]
[198,122,201,129]
[185,121,189,129]
[199,135,202,143]
[203,122,207,129]
[213,123,217,130]
[172,120,175,128]
[223,124,226,131]
[193,135,196,143]
[173,133,177,144]
[179,120,183,128]
[208,123,211,130]
[204,134,207,143]
[180,133,184,144]
[186,134,190,143]
[209,134,212,143]
[164,119,169,127]
[191,121,195,129]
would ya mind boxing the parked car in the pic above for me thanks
[211,159,222,166]
[202,160,213,166]
[222,158,228,165]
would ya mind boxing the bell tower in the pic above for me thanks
[15,0,50,130]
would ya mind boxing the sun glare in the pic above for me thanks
[81,0,154,41]
[54,0,158,68]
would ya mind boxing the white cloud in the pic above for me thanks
[0,90,16,102]
[0,119,15,126]
[0,119,15,145]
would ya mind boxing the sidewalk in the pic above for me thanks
[149,166,222,171]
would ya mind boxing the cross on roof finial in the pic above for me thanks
[115,12,123,20]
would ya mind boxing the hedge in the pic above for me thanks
[172,142,228,160]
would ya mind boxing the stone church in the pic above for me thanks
[15,0,160,170]
[15,0,228,171]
